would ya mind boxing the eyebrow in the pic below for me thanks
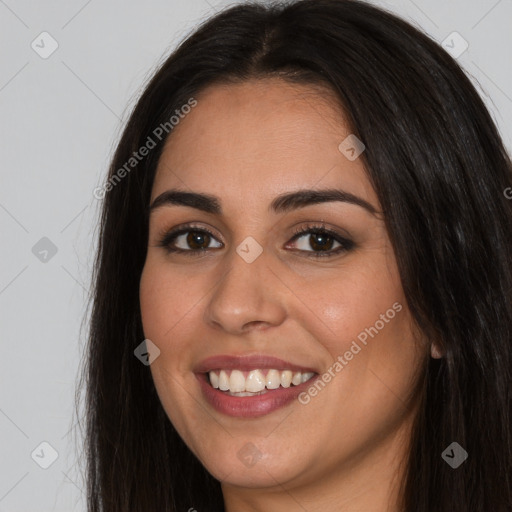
[149,188,378,216]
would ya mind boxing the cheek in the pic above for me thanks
[294,256,420,418]
[297,259,405,361]
[312,283,422,444]
[139,261,193,395]
[139,258,199,343]
[139,261,205,438]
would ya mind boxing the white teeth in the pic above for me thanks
[229,370,246,392]
[209,371,219,388]
[207,368,315,393]
[218,370,229,391]
[266,369,281,389]
[281,370,292,388]
[246,369,266,392]
[301,372,314,383]
[291,372,302,386]
[228,390,268,397]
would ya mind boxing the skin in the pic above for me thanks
[139,78,436,512]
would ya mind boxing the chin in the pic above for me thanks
[195,437,311,489]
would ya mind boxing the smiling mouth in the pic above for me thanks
[206,368,317,396]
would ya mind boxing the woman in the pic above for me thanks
[79,0,512,510]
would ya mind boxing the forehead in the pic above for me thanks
[151,78,378,212]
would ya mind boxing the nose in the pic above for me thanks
[203,246,287,335]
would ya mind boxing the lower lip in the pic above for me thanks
[195,373,319,418]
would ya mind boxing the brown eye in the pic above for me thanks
[158,227,223,254]
[186,231,212,250]
[307,232,336,251]
[291,231,341,252]
[287,224,354,258]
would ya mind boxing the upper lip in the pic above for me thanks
[194,354,318,374]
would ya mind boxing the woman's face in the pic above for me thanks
[139,78,426,497]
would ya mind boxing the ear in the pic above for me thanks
[430,342,443,359]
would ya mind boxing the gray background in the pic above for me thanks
[1,0,511,510]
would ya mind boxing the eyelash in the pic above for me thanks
[156,222,355,258]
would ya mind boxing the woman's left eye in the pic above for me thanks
[286,225,354,257]
[157,224,354,258]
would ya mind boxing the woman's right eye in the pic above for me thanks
[158,227,223,255]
